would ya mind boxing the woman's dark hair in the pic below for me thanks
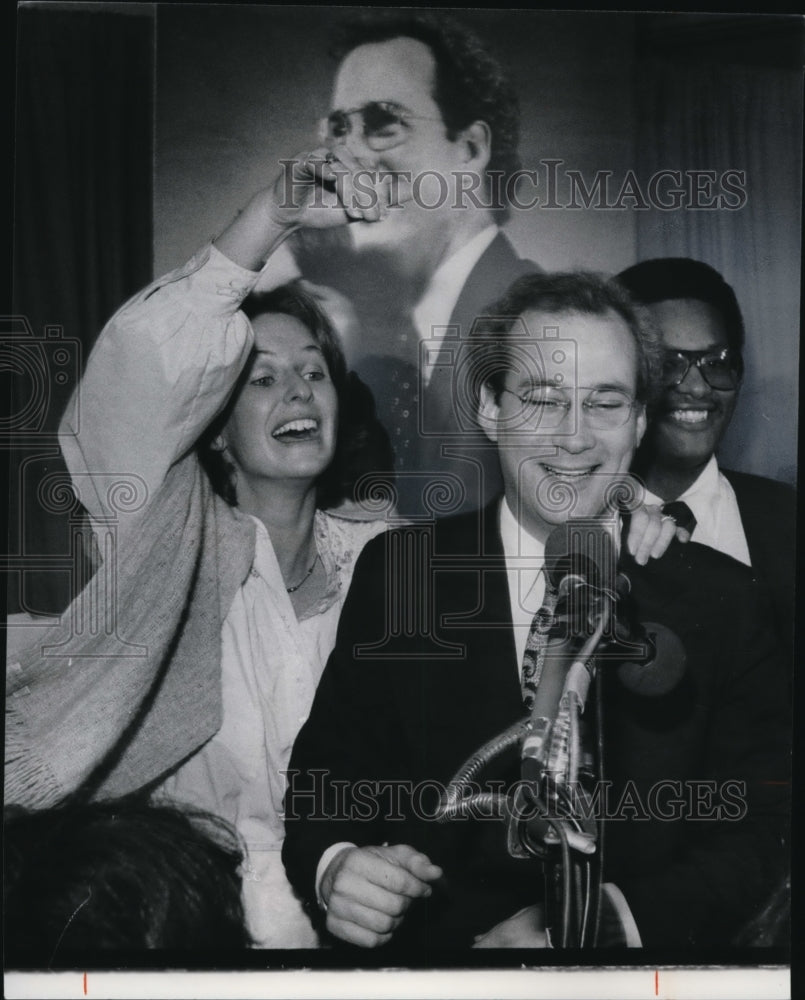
[331,11,521,217]
[198,282,393,509]
[4,796,251,961]
[317,368,395,510]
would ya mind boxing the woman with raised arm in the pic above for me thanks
[5,188,393,948]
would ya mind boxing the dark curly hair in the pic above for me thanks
[4,795,251,960]
[198,283,394,510]
[616,257,745,378]
[467,271,664,412]
[331,11,521,218]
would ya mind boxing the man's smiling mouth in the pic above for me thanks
[667,408,713,426]
[541,464,598,480]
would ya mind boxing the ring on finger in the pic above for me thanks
[661,514,676,523]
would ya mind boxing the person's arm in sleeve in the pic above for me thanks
[615,581,790,948]
[282,533,442,948]
[58,245,260,531]
[57,175,343,531]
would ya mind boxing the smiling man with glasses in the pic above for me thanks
[282,271,789,954]
[617,257,795,657]
[474,287,649,544]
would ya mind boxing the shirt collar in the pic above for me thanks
[679,455,720,504]
[499,494,546,567]
[642,454,719,508]
[499,494,622,568]
[412,225,499,340]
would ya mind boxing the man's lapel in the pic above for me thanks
[431,503,524,743]
[450,232,537,334]
[419,236,537,511]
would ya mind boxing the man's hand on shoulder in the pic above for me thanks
[320,844,443,948]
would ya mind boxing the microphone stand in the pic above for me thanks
[435,586,614,948]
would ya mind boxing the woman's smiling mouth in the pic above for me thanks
[272,417,320,441]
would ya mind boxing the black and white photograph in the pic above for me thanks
[5,4,801,998]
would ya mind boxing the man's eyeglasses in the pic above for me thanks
[500,385,637,431]
[662,347,742,391]
[323,101,442,152]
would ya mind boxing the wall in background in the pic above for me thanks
[10,4,154,615]
[633,15,802,484]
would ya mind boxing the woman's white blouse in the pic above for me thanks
[159,509,386,947]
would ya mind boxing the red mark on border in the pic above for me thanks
[655,969,659,995]
[83,972,88,995]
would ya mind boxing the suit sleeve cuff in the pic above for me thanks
[315,842,356,910]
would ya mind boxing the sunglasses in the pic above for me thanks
[323,101,442,151]
[662,347,742,391]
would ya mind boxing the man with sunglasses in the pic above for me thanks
[283,271,789,954]
[617,258,796,657]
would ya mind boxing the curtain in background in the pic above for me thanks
[8,7,154,614]
[633,17,802,485]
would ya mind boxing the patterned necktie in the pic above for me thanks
[356,310,423,515]
[521,582,558,711]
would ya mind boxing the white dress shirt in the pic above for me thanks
[498,496,548,673]
[643,456,751,566]
[413,224,500,385]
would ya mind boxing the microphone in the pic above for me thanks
[544,519,615,594]
[611,620,687,697]
[509,523,617,863]
[521,523,616,783]
[517,619,597,858]
[601,574,687,697]
[544,522,687,697]
[544,520,619,643]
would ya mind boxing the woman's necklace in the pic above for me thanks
[286,553,319,594]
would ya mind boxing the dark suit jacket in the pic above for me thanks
[721,467,796,661]
[283,502,789,954]
[352,233,537,517]
[420,233,538,515]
